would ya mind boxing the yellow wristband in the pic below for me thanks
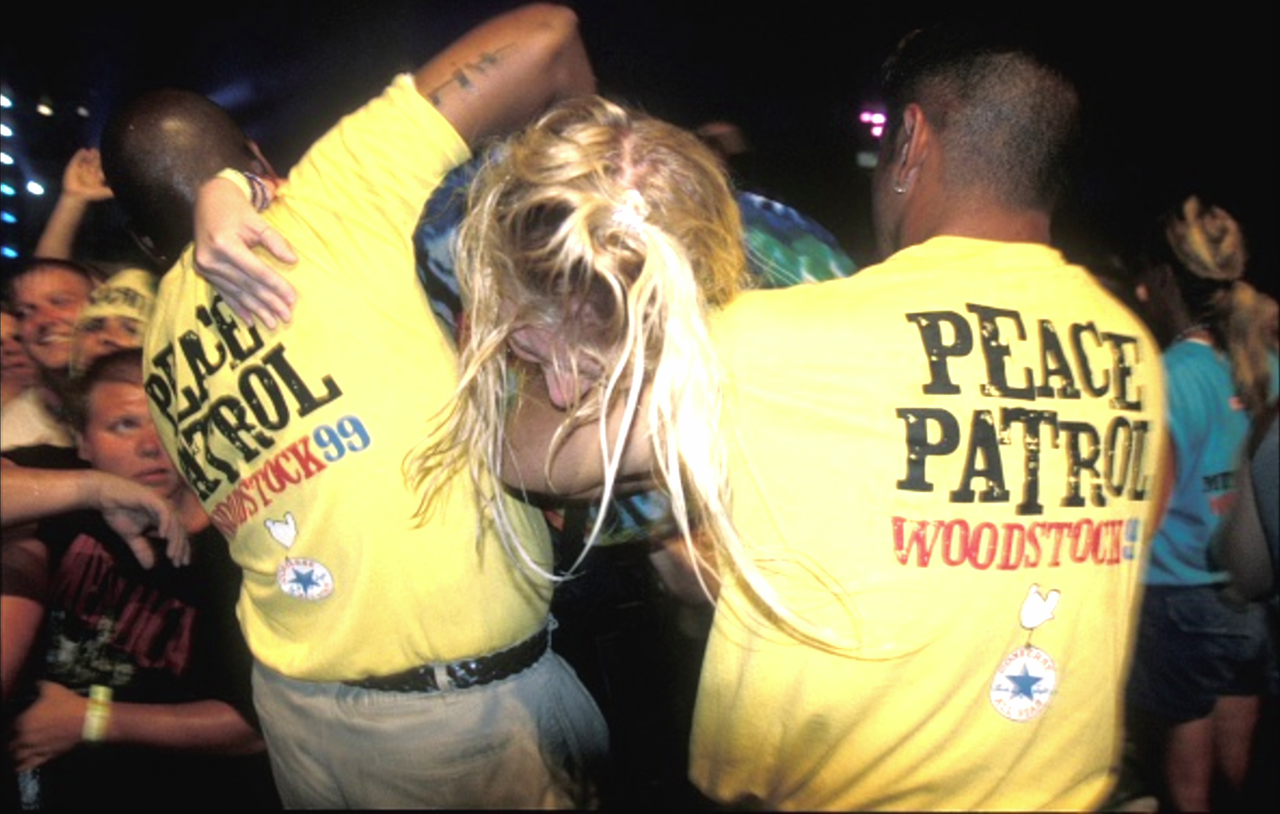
[82,684,112,743]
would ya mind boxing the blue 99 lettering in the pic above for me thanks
[313,416,371,462]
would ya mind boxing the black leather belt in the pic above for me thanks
[344,627,549,693]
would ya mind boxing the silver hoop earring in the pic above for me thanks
[893,182,906,194]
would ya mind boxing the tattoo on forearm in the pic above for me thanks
[426,45,514,106]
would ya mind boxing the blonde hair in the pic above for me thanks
[1224,282,1275,422]
[410,97,868,647]
[1161,195,1274,422]
[410,96,875,648]
[411,95,745,579]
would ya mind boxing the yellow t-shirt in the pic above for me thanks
[143,74,553,682]
[694,236,1168,810]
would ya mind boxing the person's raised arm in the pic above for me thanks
[34,148,115,260]
[415,2,595,147]
[191,3,595,329]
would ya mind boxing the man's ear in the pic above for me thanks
[126,225,170,272]
[893,104,928,193]
[898,107,918,161]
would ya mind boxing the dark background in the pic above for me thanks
[2,1,1275,297]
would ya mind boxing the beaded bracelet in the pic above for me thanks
[213,168,272,212]
[82,684,112,743]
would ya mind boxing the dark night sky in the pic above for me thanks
[2,1,1275,296]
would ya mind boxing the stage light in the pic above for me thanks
[859,109,886,139]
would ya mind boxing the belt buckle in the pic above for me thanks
[447,656,486,689]
[431,663,454,691]
[347,625,547,693]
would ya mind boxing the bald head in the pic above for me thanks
[100,89,260,267]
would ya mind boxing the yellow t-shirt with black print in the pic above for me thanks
[694,237,1168,811]
[144,74,553,682]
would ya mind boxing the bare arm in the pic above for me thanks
[416,2,595,146]
[1,535,48,704]
[1215,411,1278,601]
[34,148,115,259]
[1216,456,1275,600]
[10,681,264,771]
[0,464,189,569]
[648,529,719,605]
[190,174,295,329]
[0,595,45,704]
[191,2,595,328]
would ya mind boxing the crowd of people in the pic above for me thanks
[2,5,1276,811]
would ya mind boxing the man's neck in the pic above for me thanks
[933,206,1053,246]
[899,184,1054,250]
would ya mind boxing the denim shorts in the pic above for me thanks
[1126,584,1273,722]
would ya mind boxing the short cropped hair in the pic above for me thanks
[878,19,1081,211]
[62,347,145,434]
[4,256,104,302]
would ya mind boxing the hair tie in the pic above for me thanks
[1165,195,1246,282]
[612,189,650,231]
